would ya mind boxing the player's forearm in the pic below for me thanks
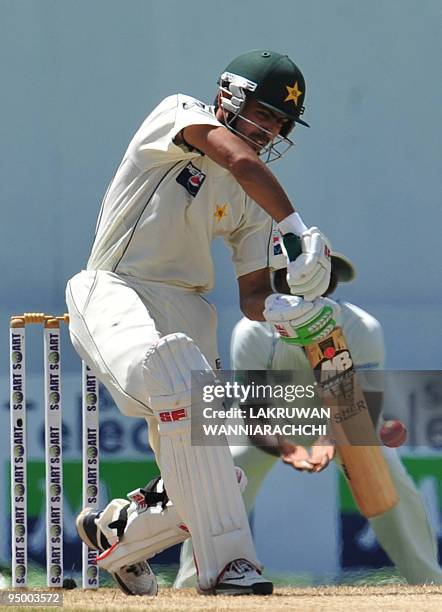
[229,156,294,222]
[183,124,295,222]
[240,290,271,321]
[238,268,273,321]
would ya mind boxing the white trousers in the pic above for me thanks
[66,270,261,588]
[66,270,219,457]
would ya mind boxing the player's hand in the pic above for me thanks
[280,441,315,471]
[280,437,335,473]
[309,436,336,472]
[263,293,339,346]
[286,227,332,301]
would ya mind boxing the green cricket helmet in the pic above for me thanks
[219,49,309,137]
[218,49,309,163]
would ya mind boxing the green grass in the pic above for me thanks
[1,563,405,589]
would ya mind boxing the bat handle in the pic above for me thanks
[282,233,302,262]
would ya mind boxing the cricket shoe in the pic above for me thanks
[205,559,273,595]
[76,507,158,596]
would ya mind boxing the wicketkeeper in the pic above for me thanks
[175,250,442,587]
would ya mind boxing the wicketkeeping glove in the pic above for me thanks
[263,293,340,346]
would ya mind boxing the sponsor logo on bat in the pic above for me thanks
[318,349,354,387]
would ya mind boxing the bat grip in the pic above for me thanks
[282,233,302,262]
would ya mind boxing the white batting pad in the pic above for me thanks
[96,498,190,573]
[144,333,259,589]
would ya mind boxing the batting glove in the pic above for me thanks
[263,293,339,346]
[286,227,332,301]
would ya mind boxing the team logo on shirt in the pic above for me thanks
[273,234,283,255]
[176,162,206,197]
[272,225,283,255]
[214,204,228,222]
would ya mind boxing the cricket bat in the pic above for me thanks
[281,232,398,517]
[304,327,398,518]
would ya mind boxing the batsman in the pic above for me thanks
[66,49,338,596]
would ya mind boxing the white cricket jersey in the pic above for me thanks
[87,94,275,292]
[231,301,385,391]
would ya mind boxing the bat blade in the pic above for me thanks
[304,326,398,518]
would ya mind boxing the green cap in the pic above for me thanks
[221,49,309,128]
[332,253,356,283]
